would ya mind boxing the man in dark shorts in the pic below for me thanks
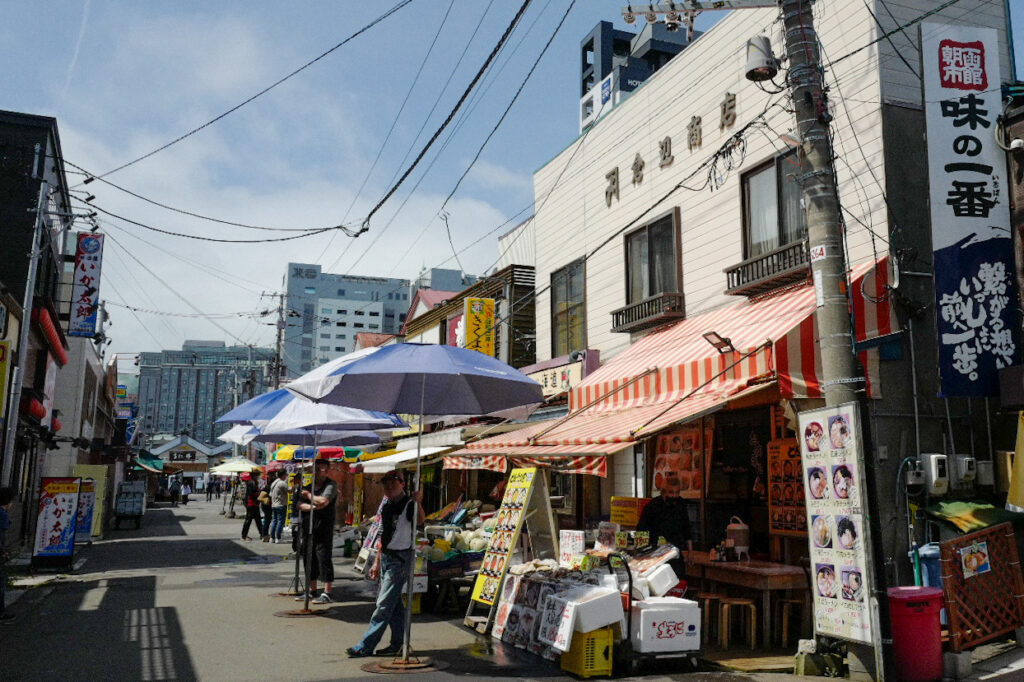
[296,460,338,604]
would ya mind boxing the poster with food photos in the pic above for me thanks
[768,439,806,536]
[653,421,707,500]
[471,467,537,605]
[799,403,873,644]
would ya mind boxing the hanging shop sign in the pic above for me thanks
[74,479,96,543]
[527,359,584,398]
[922,23,1018,397]
[462,297,496,357]
[68,232,105,337]
[768,438,807,536]
[32,477,82,569]
[798,403,875,645]
[471,467,538,605]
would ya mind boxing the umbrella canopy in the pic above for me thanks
[209,458,258,474]
[247,424,383,447]
[284,343,543,416]
[216,388,405,432]
[218,424,258,445]
[274,445,362,461]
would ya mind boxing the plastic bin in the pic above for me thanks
[888,586,944,682]
[560,626,614,678]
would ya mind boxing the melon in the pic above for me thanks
[469,537,488,551]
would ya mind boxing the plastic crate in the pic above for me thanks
[560,626,614,679]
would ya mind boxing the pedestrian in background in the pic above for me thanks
[259,473,273,541]
[240,472,262,541]
[346,470,424,657]
[268,470,288,544]
[213,479,221,499]
[169,478,180,507]
[205,479,213,502]
[296,460,338,604]
[181,481,192,505]
[0,486,14,623]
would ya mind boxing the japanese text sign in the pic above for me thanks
[68,233,105,337]
[33,477,82,558]
[471,467,536,605]
[922,24,1017,396]
[462,297,495,357]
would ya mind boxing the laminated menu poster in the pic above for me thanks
[768,439,807,536]
[653,422,706,499]
[799,403,873,644]
[471,467,537,605]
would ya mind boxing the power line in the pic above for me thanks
[359,0,534,234]
[93,0,416,179]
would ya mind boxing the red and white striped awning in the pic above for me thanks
[570,258,896,410]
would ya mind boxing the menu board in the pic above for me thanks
[798,403,873,644]
[471,467,537,605]
[768,439,806,536]
[653,421,706,499]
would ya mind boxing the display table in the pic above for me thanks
[685,551,808,646]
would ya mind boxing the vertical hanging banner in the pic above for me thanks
[74,478,97,543]
[462,297,496,357]
[32,477,82,569]
[68,232,105,337]
[922,24,1018,396]
[799,404,874,644]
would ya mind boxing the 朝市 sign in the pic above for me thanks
[922,23,1018,396]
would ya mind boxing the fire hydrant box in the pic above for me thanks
[631,597,701,653]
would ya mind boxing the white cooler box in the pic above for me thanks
[630,597,701,653]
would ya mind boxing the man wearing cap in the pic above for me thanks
[296,460,339,604]
[346,470,424,658]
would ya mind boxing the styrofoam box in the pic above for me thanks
[631,597,701,653]
[567,587,625,634]
[645,563,678,597]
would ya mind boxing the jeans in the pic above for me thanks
[241,506,262,539]
[269,507,286,540]
[356,550,411,652]
[260,505,272,536]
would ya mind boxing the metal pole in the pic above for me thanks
[401,374,426,662]
[274,292,285,389]
[1,164,47,487]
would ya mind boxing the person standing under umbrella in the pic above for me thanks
[346,470,424,658]
[268,470,288,543]
[296,460,338,603]
[240,473,262,541]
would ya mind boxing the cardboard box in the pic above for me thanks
[630,597,701,653]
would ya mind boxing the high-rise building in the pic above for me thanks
[136,340,273,446]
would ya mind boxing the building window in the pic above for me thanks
[335,346,343,351]
[551,259,586,357]
[369,324,379,330]
[320,307,331,314]
[338,309,347,315]
[625,211,678,304]
[320,334,330,339]
[319,345,330,351]
[336,322,346,327]
[304,286,316,294]
[355,310,364,316]
[337,289,346,296]
[387,293,393,300]
[742,149,805,258]
[354,323,364,328]
[369,311,379,317]
[336,334,346,339]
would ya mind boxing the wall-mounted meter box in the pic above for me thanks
[920,453,949,496]
[976,460,994,486]
[953,455,976,483]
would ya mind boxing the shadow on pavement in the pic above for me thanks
[1,575,199,681]
[107,507,194,538]
[81,539,267,572]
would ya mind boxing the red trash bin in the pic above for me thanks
[888,586,944,681]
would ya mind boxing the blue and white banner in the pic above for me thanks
[923,23,1018,396]
[68,232,104,337]
[33,478,82,558]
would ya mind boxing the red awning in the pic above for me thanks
[570,258,895,410]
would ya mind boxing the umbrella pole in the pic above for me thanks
[401,375,426,663]
[304,432,319,611]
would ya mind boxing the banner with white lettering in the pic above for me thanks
[68,233,105,337]
[922,23,1018,396]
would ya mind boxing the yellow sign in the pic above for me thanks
[609,496,651,527]
[0,341,8,419]
[463,297,495,357]
[471,467,536,605]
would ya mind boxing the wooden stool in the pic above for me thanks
[719,597,758,650]
[697,592,725,645]
[776,598,804,647]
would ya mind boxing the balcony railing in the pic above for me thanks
[611,291,686,334]
[724,240,810,297]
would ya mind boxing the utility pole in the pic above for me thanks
[1,144,47,487]
[273,293,285,389]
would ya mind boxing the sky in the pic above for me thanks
[2,1,1022,365]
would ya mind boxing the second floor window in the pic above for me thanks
[626,211,678,304]
[551,259,585,357]
[743,148,805,258]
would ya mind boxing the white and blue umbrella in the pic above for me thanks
[282,342,542,660]
[216,388,405,431]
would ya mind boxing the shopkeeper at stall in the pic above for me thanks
[636,470,691,571]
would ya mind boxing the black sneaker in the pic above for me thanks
[375,644,403,657]
[345,646,370,658]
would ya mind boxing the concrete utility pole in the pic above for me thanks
[273,292,285,389]
[781,0,858,407]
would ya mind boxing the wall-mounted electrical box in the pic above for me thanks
[976,460,994,486]
[920,453,949,496]
[953,455,976,484]
[906,460,925,489]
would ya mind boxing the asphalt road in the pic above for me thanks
[0,497,801,682]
